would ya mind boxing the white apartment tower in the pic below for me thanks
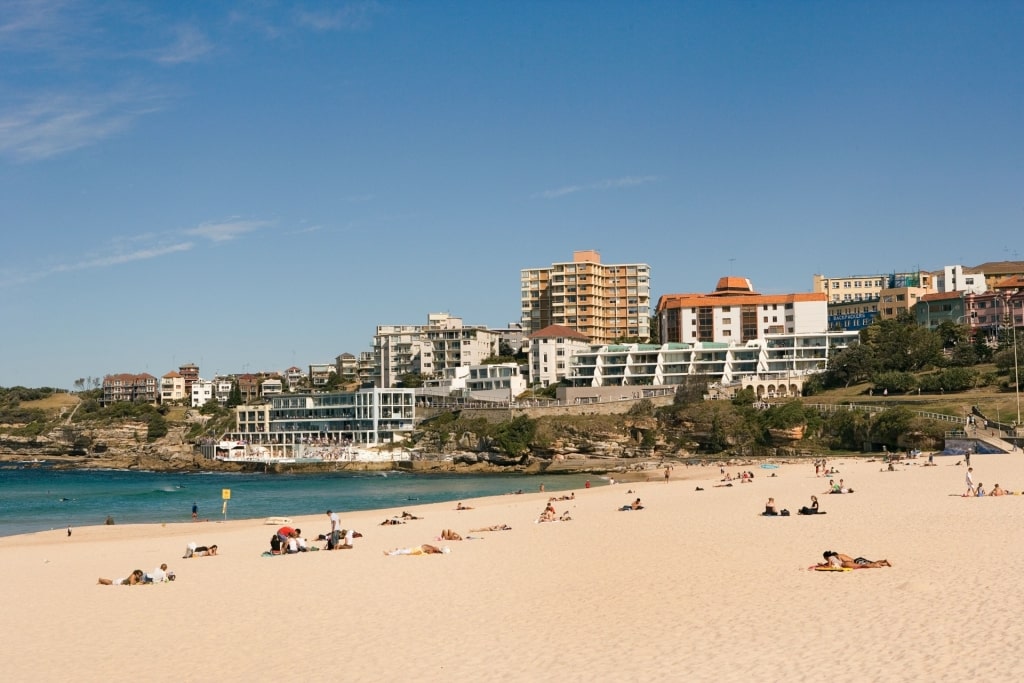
[521,250,651,344]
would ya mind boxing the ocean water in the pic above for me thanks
[0,464,598,538]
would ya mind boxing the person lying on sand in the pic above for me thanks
[184,543,217,558]
[440,529,462,540]
[470,524,512,532]
[384,544,448,556]
[456,502,473,510]
[400,511,422,519]
[817,550,891,569]
[619,498,644,511]
[98,569,144,585]
[380,517,406,525]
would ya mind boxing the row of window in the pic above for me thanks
[829,280,884,289]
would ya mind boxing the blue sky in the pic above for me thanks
[2,1,1022,389]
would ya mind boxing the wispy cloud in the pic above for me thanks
[51,242,195,273]
[154,24,212,65]
[294,1,382,32]
[185,218,270,243]
[0,90,165,162]
[288,224,324,235]
[0,241,194,288]
[534,175,660,199]
[0,216,273,288]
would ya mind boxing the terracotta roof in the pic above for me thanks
[162,371,182,378]
[529,324,591,341]
[920,291,964,302]
[657,291,825,312]
[713,276,756,295]
[992,274,1024,290]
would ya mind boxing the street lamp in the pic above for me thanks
[1004,291,1021,429]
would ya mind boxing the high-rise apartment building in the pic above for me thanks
[520,250,651,344]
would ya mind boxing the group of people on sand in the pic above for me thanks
[813,459,837,477]
[380,511,422,525]
[763,494,824,516]
[825,478,853,494]
[269,526,313,554]
[99,563,175,585]
[537,501,572,522]
[721,471,756,484]
[963,467,1015,497]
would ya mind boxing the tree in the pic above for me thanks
[226,381,242,407]
[825,343,878,387]
[398,373,425,388]
[870,407,915,450]
[971,330,993,363]
[648,315,660,345]
[871,371,918,394]
[862,318,942,372]
[935,320,969,350]
[492,415,536,456]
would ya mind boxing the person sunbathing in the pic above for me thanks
[991,484,1008,496]
[400,511,422,520]
[470,524,512,532]
[819,550,891,569]
[620,498,644,511]
[380,517,406,525]
[763,497,779,516]
[384,544,447,556]
[440,529,462,540]
[184,543,218,558]
[456,502,473,510]
[98,569,144,585]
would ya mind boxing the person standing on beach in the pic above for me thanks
[327,510,341,549]
[965,467,975,496]
[192,502,198,521]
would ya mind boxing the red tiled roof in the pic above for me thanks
[529,324,591,341]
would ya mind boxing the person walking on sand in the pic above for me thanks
[964,467,975,496]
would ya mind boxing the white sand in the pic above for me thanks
[4,454,1024,682]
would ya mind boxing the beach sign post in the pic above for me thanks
[222,488,231,520]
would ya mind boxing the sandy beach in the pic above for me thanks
[4,453,1024,682]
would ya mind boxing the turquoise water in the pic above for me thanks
[0,464,597,538]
